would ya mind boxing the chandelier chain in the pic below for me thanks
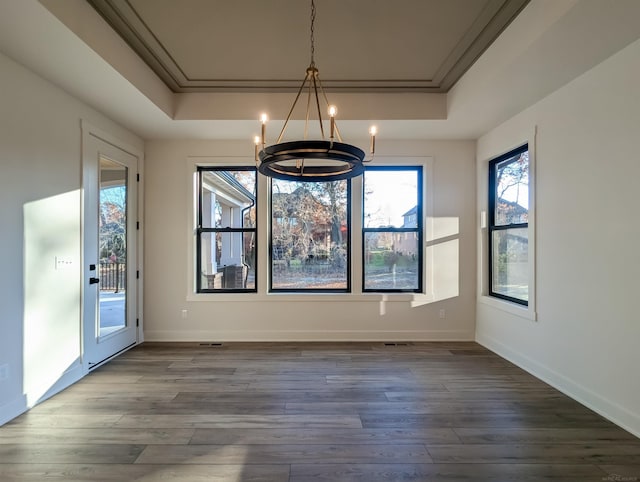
[310,0,316,65]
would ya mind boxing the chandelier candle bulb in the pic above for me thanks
[260,113,268,145]
[369,126,377,155]
[329,105,337,139]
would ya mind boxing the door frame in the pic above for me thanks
[81,120,144,372]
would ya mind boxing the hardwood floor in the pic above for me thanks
[1,342,638,481]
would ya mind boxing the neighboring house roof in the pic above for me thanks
[496,198,528,223]
[497,198,527,211]
[217,171,255,202]
[402,206,417,218]
[202,171,255,206]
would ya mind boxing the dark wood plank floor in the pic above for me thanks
[1,342,638,481]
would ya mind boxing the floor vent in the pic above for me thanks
[383,342,410,347]
[199,343,224,347]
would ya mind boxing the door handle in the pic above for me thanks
[89,277,100,284]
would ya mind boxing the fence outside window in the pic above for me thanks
[99,262,126,292]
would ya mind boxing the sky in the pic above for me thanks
[364,170,418,227]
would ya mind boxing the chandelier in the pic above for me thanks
[254,0,376,182]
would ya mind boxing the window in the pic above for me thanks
[488,145,529,305]
[363,167,422,292]
[193,164,429,296]
[196,167,256,292]
[270,178,350,291]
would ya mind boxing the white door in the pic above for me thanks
[83,132,138,369]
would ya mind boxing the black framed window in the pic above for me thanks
[270,178,350,292]
[488,145,529,305]
[363,166,422,292]
[196,167,257,293]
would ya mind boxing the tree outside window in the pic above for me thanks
[270,179,349,291]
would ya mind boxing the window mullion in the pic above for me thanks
[490,222,528,231]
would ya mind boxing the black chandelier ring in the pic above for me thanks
[258,140,366,182]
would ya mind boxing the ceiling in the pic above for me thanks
[2,1,640,141]
[87,0,529,94]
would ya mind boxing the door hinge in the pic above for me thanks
[136,270,140,279]
[136,221,140,230]
[136,173,140,182]
[136,318,139,327]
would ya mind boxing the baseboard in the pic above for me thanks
[0,394,28,426]
[144,329,475,342]
[476,331,640,438]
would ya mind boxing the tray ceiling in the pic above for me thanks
[88,0,529,93]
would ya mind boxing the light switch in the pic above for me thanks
[55,256,74,270]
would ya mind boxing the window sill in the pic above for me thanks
[478,295,537,321]
[187,292,435,303]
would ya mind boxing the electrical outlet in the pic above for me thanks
[181,310,188,319]
[439,309,446,319]
[0,364,9,381]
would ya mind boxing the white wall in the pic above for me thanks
[476,39,640,436]
[143,139,476,341]
[0,51,142,425]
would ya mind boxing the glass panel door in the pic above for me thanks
[99,158,128,337]
[83,129,138,369]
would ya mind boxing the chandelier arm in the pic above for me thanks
[311,72,325,140]
[334,123,344,144]
[305,73,313,140]
[276,70,311,144]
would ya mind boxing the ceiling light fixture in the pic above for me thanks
[254,0,376,182]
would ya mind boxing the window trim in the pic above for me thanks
[268,178,352,293]
[362,166,423,293]
[487,144,529,306]
[196,166,257,294]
